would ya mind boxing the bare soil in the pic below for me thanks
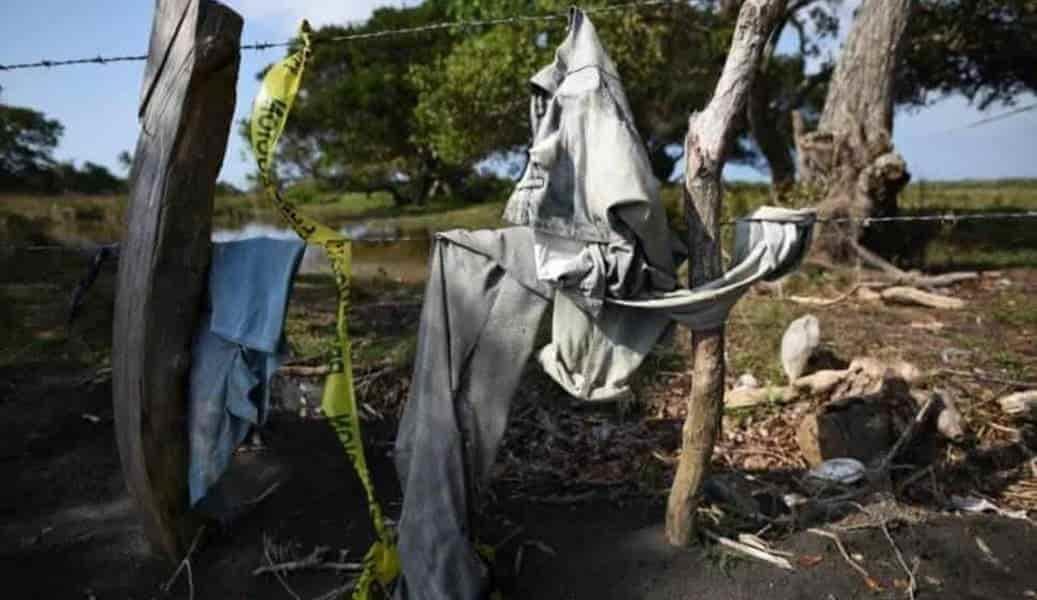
[1,249,1035,599]
[1,365,1036,600]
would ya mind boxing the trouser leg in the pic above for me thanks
[394,232,549,600]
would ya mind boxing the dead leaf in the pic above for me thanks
[797,554,823,568]
[864,576,885,592]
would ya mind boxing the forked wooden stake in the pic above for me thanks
[665,0,787,547]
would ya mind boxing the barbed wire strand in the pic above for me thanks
[727,209,1037,226]
[5,210,1037,252]
[0,0,679,71]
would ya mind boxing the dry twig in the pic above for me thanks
[253,545,362,575]
[936,368,1037,389]
[162,526,206,600]
[878,396,937,474]
[702,528,794,570]
[879,518,919,600]
[262,535,302,600]
[808,528,875,585]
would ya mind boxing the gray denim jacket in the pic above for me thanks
[502,8,677,305]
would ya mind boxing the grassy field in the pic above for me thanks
[2,178,1036,372]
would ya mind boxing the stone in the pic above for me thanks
[781,314,821,382]
[793,369,849,397]
[881,286,965,310]
[796,397,896,467]
[912,389,967,441]
[998,390,1037,419]
[735,373,760,389]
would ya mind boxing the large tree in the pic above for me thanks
[740,0,1037,200]
[786,0,1037,260]
[744,0,840,194]
[412,0,737,182]
[791,0,913,259]
[897,0,1037,110]
[0,88,64,191]
[258,0,459,205]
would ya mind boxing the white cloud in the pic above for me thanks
[226,0,419,34]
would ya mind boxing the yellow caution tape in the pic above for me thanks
[249,21,399,599]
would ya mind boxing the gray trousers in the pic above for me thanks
[394,228,551,600]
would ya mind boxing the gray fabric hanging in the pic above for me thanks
[392,9,816,599]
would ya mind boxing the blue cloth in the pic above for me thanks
[188,237,305,506]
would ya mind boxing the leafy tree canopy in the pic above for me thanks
[1,87,125,194]
[262,0,459,205]
[257,0,1037,201]
[1,92,64,188]
[413,0,734,181]
[898,0,1037,109]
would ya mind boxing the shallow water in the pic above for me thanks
[2,205,434,284]
[212,221,432,283]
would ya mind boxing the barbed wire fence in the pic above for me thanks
[2,0,1036,251]
[4,210,1037,254]
[0,0,682,71]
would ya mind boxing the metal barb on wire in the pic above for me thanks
[0,53,149,71]
[0,0,678,71]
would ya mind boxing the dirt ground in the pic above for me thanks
[1,247,1036,598]
[1,362,1036,600]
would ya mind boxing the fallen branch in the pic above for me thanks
[880,286,965,310]
[254,540,363,577]
[278,365,331,377]
[937,368,1037,389]
[850,240,977,289]
[788,282,861,306]
[702,528,795,570]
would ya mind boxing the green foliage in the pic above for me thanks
[412,0,732,180]
[254,0,463,205]
[0,98,64,189]
[52,161,126,195]
[246,0,1037,204]
[1,89,125,195]
[898,0,1037,109]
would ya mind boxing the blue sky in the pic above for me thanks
[1,0,1034,188]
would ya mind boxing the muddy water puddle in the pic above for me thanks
[212,222,432,283]
[3,212,434,284]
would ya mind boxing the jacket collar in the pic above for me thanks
[530,7,619,96]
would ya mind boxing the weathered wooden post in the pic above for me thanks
[665,0,786,547]
[113,0,242,560]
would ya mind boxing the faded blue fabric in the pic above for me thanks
[188,237,305,506]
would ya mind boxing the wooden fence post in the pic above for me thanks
[665,0,786,547]
[112,0,242,561]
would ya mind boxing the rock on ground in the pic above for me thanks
[781,314,820,382]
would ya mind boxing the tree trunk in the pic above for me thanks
[795,0,913,258]
[747,55,796,197]
[665,0,786,548]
